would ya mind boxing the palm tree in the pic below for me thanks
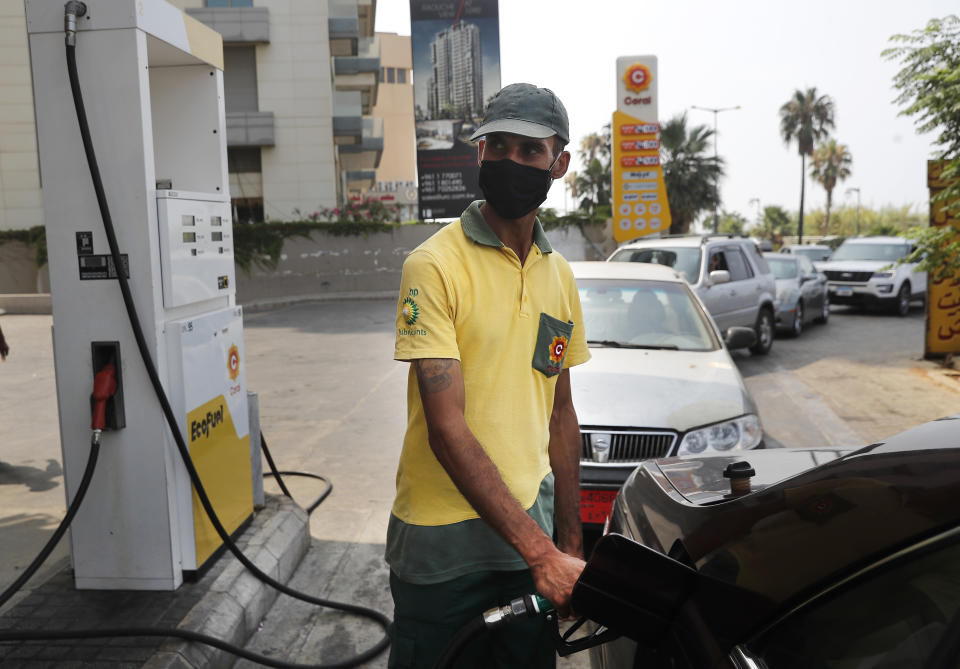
[572,125,612,213]
[779,88,835,243]
[809,139,853,235]
[660,113,724,234]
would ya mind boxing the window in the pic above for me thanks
[223,46,258,112]
[608,247,703,284]
[724,248,752,281]
[387,67,396,83]
[398,68,407,84]
[798,256,815,276]
[747,537,960,667]
[379,67,385,83]
[227,147,261,173]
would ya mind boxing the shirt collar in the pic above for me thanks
[460,200,554,254]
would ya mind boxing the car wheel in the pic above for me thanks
[791,301,804,337]
[895,282,911,317]
[814,294,830,324]
[750,308,774,355]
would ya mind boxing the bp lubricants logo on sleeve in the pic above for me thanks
[398,289,427,336]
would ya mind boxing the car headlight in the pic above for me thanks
[677,415,762,456]
[872,271,893,279]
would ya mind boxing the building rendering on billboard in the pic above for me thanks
[410,0,500,219]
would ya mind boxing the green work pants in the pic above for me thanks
[388,569,556,669]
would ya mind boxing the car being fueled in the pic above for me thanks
[570,261,763,530]
[584,415,960,669]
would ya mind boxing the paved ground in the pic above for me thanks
[0,298,956,667]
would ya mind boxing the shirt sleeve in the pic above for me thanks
[563,268,591,369]
[394,249,461,362]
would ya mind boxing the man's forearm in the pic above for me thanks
[549,400,583,557]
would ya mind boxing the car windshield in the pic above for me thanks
[578,279,718,351]
[793,247,830,262]
[830,243,909,262]
[608,247,702,283]
[767,257,798,279]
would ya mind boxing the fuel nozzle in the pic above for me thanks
[91,362,117,434]
[481,594,553,629]
[64,1,87,46]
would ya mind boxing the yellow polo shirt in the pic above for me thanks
[392,201,590,532]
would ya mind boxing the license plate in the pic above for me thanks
[835,286,853,296]
[580,489,617,525]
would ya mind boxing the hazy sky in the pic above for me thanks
[377,1,955,225]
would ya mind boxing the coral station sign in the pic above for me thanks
[612,56,671,242]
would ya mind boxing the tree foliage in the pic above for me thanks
[750,205,795,245]
[885,15,960,279]
[717,210,747,236]
[779,88,836,240]
[567,125,612,214]
[809,139,853,234]
[660,113,724,234]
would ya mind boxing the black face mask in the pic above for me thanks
[478,155,560,220]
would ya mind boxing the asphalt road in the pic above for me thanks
[1,298,957,668]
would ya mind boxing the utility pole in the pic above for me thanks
[749,197,762,234]
[691,105,741,233]
[846,187,861,237]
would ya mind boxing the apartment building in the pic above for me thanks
[360,32,417,221]
[0,0,383,229]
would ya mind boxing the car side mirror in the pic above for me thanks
[709,269,731,285]
[725,326,757,350]
[800,273,816,283]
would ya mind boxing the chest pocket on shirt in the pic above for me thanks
[532,312,574,378]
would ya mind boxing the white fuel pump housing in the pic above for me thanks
[26,0,253,589]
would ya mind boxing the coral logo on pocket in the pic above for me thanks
[549,336,568,364]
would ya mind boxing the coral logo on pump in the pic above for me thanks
[227,344,240,381]
[549,336,568,364]
[623,64,652,93]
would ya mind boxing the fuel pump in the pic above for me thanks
[26,0,251,590]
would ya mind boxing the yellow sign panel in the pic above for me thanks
[926,162,960,356]
[188,394,252,565]
[612,109,671,242]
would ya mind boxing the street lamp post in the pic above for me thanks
[846,187,861,237]
[691,105,741,233]
[749,197,762,233]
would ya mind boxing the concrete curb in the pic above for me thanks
[142,495,310,669]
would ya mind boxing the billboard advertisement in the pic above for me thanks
[611,55,671,242]
[410,0,500,219]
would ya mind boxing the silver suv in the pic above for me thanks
[607,234,777,354]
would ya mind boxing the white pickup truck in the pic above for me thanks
[818,236,925,316]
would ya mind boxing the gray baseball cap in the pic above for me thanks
[469,83,569,145]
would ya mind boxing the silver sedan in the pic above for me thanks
[764,253,830,337]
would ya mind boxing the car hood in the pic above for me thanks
[818,260,888,272]
[774,277,799,295]
[571,347,754,432]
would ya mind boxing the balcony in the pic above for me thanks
[333,37,380,114]
[338,117,383,169]
[185,7,270,44]
[329,0,359,57]
[357,0,376,37]
[333,90,363,145]
[226,111,275,147]
[343,169,376,190]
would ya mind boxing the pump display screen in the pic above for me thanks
[211,231,223,242]
[182,215,196,226]
[182,232,196,243]
[210,216,222,226]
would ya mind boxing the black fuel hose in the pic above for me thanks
[433,616,485,669]
[0,434,100,611]
[261,432,333,515]
[1,38,392,668]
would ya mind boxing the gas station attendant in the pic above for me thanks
[386,83,591,668]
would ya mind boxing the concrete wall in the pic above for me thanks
[0,221,614,311]
[235,220,614,306]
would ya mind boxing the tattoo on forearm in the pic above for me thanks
[416,359,454,394]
